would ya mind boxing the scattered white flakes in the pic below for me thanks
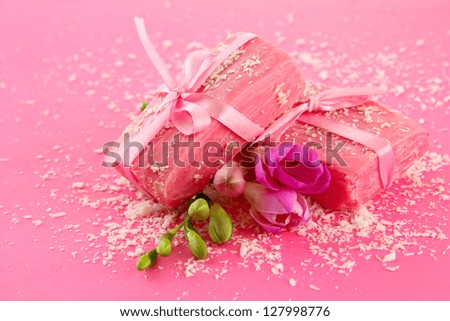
[241,55,261,76]
[271,263,284,275]
[352,206,374,228]
[114,60,124,67]
[275,83,290,106]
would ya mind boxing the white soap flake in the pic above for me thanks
[309,284,320,291]
[162,40,173,49]
[49,212,66,218]
[383,252,396,263]
[72,182,85,189]
[415,39,425,47]
[318,70,328,80]
[32,220,42,226]
[68,74,77,82]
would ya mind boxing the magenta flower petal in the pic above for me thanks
[275,165,331,194]
[249,208,286,233]
[273,166,310,191]
[285,144,320,166]
[259,211,292,226]
[244,182,311,233]
[244,182,296,214]
[255,143,331,195]
[292,194,310,225]
[254,155,280,190]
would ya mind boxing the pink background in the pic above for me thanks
[1,0,449,300]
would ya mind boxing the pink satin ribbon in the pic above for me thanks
[259,86,394,189]
[118,18,264,191]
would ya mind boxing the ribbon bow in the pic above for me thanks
[155,50,214,135]
[258,86,395,189]
[134,17,263,139]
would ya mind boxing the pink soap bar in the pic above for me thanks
[281,98,429,210]
[116,35,306,208]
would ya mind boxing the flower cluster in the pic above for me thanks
[214,143,331,233]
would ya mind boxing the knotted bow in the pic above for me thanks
[151,50,214,135]
[134,17,263,139]
[258,86,395,189]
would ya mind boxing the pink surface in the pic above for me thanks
[1,0,449,300]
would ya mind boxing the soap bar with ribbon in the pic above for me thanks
[277,83,429,210]
[112,18,306,208]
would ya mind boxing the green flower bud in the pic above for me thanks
[188,198,210,221]
[156,235,172,256]
[208,203,233,244]
[136,249,158,270]
[186,230,208,260]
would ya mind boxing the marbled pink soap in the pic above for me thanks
[281,99,429,210]
[117,35,306,208]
